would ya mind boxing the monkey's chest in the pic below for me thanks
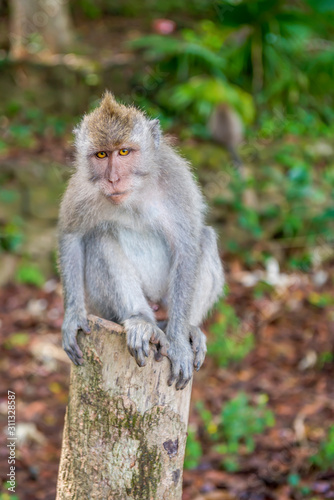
[118,228,170,301]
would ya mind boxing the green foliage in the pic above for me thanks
[75,0,102,19]
[184,427,203,470]
[218,393,275,453]
[287,473,301,487]
[167,76,255,126]
[311,426,334,469]
[318,351,334,368]
[208,301,254,367]
[129,26,255,129]
[207,137,334,269]
[252,280,275,299]
[0,216,23,253]
[2,100,72,151]
[131,33,226,77]
[130,2,334,129]
[0,492,20,500]
[287,473,311,496]
[197,394,275,471]
[0,189,19,204]
[256,109,334,139]
[4,332,30,349]
[74,0,215,18]
[308,292,334,308]
[15,264,45,287]
[215,0,334,112]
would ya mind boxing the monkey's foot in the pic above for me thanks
[189,326,207,371]
[62,312,91,366]
[167,339,194,391]
[123,315,169,368]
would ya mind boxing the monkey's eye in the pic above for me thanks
[96,151,107,159]
[119,149,130,156]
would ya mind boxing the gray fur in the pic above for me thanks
[58,94,224,389]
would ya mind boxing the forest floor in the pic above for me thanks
[0,263,333,500]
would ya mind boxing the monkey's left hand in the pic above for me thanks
[189,326,207,372]
[167,335,194,391]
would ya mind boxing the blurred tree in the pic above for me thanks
[9,0,74,57]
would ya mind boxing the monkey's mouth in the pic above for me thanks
[108,191,128,197]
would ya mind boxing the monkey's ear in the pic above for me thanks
[149,119,161,148]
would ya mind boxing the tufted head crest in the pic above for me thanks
[84,92,141,149]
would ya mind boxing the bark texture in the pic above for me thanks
[56,315,192,500]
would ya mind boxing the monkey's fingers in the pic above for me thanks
[153,345,164,362]
[143,326,169,359]
[167,358,181,387]
[79,319,91,335]
[62,321,84,365]
[128,330,147,367]
[189,327,207,371]
[63,339,83,366]
[176,375,191,391]
[167,344,193,390]
[175,360,193,390]
[150,329,169,357]
[124,318,152,367]
[124,317,170,367]
[65,347,82,366]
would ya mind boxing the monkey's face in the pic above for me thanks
[75,92,161,205]
[88,146,144,205]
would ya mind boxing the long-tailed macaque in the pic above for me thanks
[58,92,224,390]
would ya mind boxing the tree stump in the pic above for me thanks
[56,315,193,500]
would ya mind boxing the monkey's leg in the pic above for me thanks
[189,226,224,369]
[85,237,169,367]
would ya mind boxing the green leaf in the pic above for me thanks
[288,473,300,487]
[184,429,202,469]
[16,264,45,287]
[4,332,30,349]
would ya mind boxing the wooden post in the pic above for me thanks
[56,315,192,500]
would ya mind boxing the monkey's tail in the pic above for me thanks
[228,146,243,173]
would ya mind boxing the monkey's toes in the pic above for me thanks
[168,360,193,390]
[189,326,207,371]
[149,328,169,356]
[167,343,194,390]
[127,337,148,367]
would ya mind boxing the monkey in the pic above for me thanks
[208,103,244,170]
[58,92,224,390]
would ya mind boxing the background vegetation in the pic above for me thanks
[0,0,334,499]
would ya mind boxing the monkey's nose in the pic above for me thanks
[108,177,120,185]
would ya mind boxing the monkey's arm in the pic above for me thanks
[165,227,200,390]
[58,233,90,365]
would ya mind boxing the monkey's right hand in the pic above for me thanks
[123,315,169,368]
[62,311,91,366]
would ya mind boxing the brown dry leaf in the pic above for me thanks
[203,470,230,486]
[193,492,237,500]
[21,401,48,420]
